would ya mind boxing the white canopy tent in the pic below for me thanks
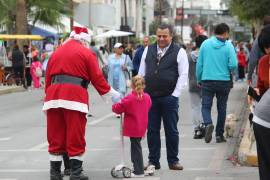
[94,30,133,39]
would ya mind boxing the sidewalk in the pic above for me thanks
[238,110,258,166]
[0,85,25,95]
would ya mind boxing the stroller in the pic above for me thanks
[111,114,155,178]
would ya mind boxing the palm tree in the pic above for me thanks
[0,0,70,35]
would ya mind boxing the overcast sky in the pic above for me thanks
[209,0,221,9]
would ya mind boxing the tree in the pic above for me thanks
[230,0,270,33]
[0,0,70,34]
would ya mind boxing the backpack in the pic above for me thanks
[35,66,42,77]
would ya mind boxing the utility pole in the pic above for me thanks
[158,0,162,25]
[69,0,74,32]
[124,0,128,26]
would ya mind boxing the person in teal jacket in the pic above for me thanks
[196,23,238,144]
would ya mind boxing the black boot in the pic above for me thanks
[50,161,63,180]
[70,159,89,180]
[63,153,71,176]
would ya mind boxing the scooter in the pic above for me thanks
[111,114,155,178]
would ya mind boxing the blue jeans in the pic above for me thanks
[147,95,179,165]
[201,81,231,137]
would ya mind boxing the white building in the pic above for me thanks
[73,0,154,37]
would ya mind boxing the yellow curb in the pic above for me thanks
[0,86,25,95]
[238,120,258,166]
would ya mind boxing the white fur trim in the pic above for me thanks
[70,31,91,43]
[43,99,89,113]
[49,154,63,161]
[80,32,91,42]
[70,155,84,161]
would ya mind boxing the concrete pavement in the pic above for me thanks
[0,81,259,180]
[0,85,25,95]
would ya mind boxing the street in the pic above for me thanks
[0,82,259,180]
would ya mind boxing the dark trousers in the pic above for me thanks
[147,95,179,166]
[130,137,144,175]
[25,67,32,87]
[13,66,25,86]
[238,65,245,79]
[253,122,270,180]
[201,81,231,137]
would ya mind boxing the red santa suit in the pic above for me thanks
[43,34,110,157]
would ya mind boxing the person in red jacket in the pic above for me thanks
[237,47,247,80]
[112,75,152,178]
[43,26,120,180]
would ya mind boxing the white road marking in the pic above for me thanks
[195,177,234,180]
[28,113,114,151]
[0,137,11,141]
[0,147,215,152]
[87,113,114,125]
[208,144,227,171]
[0,179,17,180]
[0,168,212,173]
[28,142,48,151]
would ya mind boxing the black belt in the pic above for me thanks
[52,74,89,89]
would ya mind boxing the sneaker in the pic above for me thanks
[204,124,214,143]
[216,136,227,143]
[198,124,206,137]
[131,173,144,178]
[193,129,203,139]
[144,162,161,170]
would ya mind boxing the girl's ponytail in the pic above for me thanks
[132,75,145,99]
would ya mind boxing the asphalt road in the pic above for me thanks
[0,82,259,180]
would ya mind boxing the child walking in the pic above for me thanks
[112,75,152,178]
[30,56,42,89]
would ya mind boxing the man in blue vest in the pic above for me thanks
[138,23,189,170]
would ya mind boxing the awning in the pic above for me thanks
[94,30,133,39]
[31,26,58,39]
[0,34,44,40]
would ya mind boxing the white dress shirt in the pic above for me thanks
[138,44,189,97]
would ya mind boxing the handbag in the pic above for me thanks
[102,65,109,81]
[123,55,131,88]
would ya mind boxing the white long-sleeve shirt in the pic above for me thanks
[138,44,189,97]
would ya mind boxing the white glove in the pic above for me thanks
[101,87,121,103]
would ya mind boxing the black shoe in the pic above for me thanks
[198,124,206,137]
[63,168,71,176]
[70,159,89,180]
[204,124,214,143]
[50,161,63,180]
[216,136,227,143]
[144,162,161,170]
[193,129,203,139]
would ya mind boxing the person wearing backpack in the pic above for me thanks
[30,56,42,89]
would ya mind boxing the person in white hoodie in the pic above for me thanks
[188,35,208,139]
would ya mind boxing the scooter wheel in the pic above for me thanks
[122,167,132,178]
[111,167,118,178]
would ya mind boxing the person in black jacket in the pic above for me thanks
[11,44,25,87]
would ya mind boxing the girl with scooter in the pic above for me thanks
[112,75,153,178]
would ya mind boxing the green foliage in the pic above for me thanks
[149,20,159,35]
[230,0,270,24]
[0,0,71,34]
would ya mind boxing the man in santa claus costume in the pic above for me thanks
[43,26,120,180]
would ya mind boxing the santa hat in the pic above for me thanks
[70,26,91,43]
